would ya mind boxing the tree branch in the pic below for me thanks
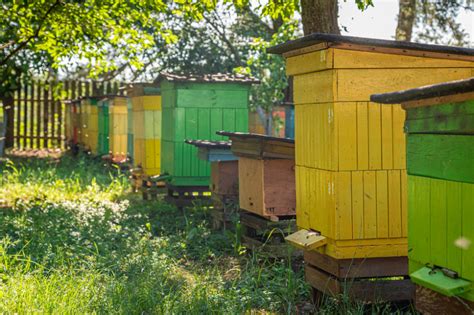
[202,12,244,66]
[0,0,61,66]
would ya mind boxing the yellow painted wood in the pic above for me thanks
[289,45,474,258]
[351,172,364,239]
[356,102,369,170]
[129,93,162,174]
[336,172,352,240]
[295,102,405,172]
[287,48,474,76]
[368,102,382,170]
[134,138,145,167]
[144,139,156,170]
[336,68,473,102]
[293,70,336,105]
[108,97,128,160]
[143,95,162,110]
[393,105,406,169]
[376,171,389,238]
[294,69,473,105]
[285,230,327,250]
[298,166,408,258]
[388,170,402,238]
[286,48,333,76]
[332,49,474,70]
[401,172,408,237]
[317,237,408,259]
[363,171,377,239]
[295,166,310,230]
[335,103,357,170]
[381,105,394,169]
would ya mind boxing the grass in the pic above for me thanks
[0,153,415,314]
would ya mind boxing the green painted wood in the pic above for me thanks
[160,80,251,186]
[462,182,474,281]
[407,134,474,184]
[446,181,463,275]
[430,179,447,267]
[405,101,474,134]
[408,175,431,272]
[411,267,471,297]
[97,100,110,155]
[127,99,134,158]
[408,175,474,301]
[406,101,474,134]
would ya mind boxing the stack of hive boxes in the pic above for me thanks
[107,96,128,161]
[126,83,162,176]
[268,33,474,301]
[80,96,99,154]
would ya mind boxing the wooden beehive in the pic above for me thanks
[106,95,128,161]
[80,96,100,154]
[268,33,474,259]
[185,140,238,196]
[64,99,81,147]
[372,78,474,306]
[125,83,162,176]
[160,73,255,187]
[97,98,110,156]
[218,132,295,219]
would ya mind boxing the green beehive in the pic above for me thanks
[97,98,110,156]
[372,78,474,308]
[159,73,257,187]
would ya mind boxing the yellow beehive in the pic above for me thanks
[107,96,128,161]
[269,34,474,259]
[80,96,99,154]
[126,84,162,176]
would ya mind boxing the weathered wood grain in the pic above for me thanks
[407,134,474,184]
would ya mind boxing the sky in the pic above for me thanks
[338,0,473,46]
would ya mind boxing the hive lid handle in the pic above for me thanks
[410,267,471,297]
[285,229,327,251]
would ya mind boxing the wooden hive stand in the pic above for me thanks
[372,77,474,314]
[185,139,240,230]
[218,131,299,257]
[304,251,414,305]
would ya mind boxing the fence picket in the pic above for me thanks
[9,79,125,150]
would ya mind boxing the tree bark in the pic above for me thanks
[301,0,340,35]
[395,0,417,41]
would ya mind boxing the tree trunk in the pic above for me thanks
[301,0,340,35]
[395,0,417,41]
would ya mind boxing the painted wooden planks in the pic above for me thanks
[295,102,406,171]
[286,48,474,76]
[160,86,249,186]
[128,93,162,175]
[296,166,406,246]
[239,157,296,217]
[408,175,474,301]
[407,134,474,184]
[211,161,239,196]
[108,97,128,159]
[405,100,474,134]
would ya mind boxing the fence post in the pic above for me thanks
[2,96,14,148]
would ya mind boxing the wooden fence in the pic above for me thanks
[8,80,125,150]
